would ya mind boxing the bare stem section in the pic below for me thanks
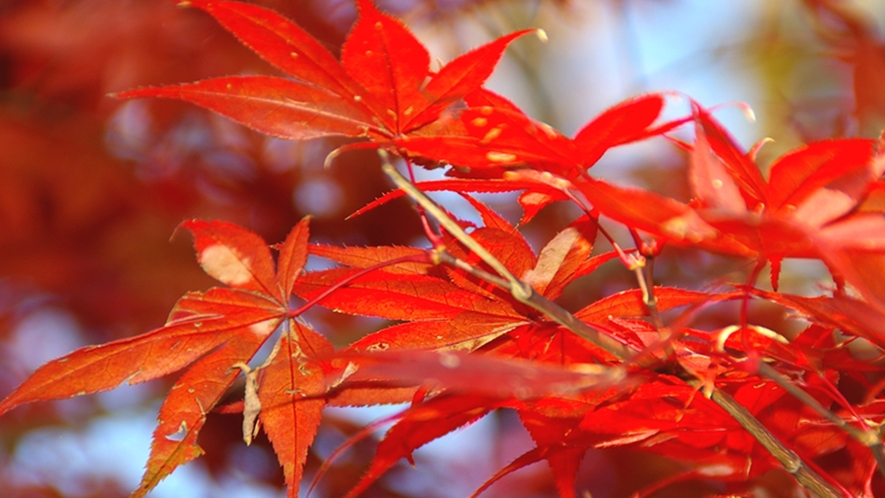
[381,155,842,498]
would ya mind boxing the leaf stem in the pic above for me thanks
[380,159,524,291]
[387,151,445,249]
[641,256,665,330]
[757,362,885,477]
[432,249,634,360]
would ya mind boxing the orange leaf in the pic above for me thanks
[115,77,379,141]
[184,218,277,294]
[259,321,333,497]
[136,335,266,497]
[0,218,316,496]
[276,217,311,298]
[186,0,366,102]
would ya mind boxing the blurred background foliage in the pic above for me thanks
[1,0,884,496]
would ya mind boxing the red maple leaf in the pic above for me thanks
[466,102,885,301]
[685,104,885,297]
[113,0,533,145]
[294,206,777,495]
[6,0,884,495]
[0,218,332,497]
[294,203,613,356]
[392,90,686,174]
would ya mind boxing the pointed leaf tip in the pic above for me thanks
[276,217,312,298]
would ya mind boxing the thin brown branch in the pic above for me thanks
[642,256,665,330]
[381,155,843,497]
[758,362,885,477]
[432,249,634,360]
[707,386,842,498]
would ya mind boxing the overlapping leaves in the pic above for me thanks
[3,0,885,496]
[115,0,532,144]
[0,219,332,497]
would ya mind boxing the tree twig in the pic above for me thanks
[381,155,843,497]
[758,362,885,477]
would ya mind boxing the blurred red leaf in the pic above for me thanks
[394,92,681,174]
[5,0,885,496]
[343,394,496,497]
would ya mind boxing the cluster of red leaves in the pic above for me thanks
[802,0,885,131]
[3,1,885,497]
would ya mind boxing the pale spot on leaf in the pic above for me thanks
[748,324,789,344]
[249,319,278,338]
[698,463,738,477]
[199,244,253,286]
[439,352,460,368]
[327,361,359,390]
[481,127,503,144]
[522,227,581,292]
[486,151,517,163]
[661,212,717,242]
[537,122,558,139]
[594,429,657,447]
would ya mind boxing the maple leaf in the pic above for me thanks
[294,207,610,355]
[453,287,740,495]
[330,346,625,430]
[10,0,885,494]
[481,102,885,296]
[344,393,498,498]
[685,104,885,295]
[392,91,686,173]
[113,0,533,145]
[753,288,885,350]
[293,209,635,493]
[259,319,334,496]
[349,175,566,225]
[353,93,715,242]
[0,218,330,497]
